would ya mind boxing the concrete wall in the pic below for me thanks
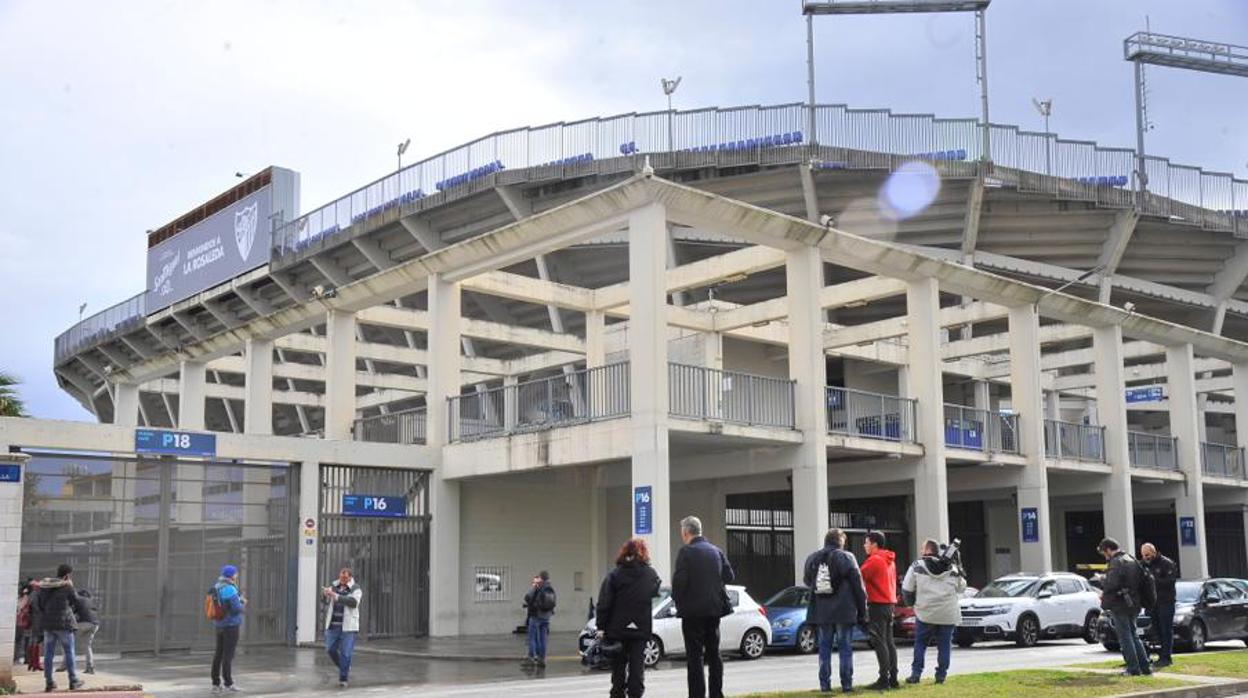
[846,359,899,395]
[722,337,788,378]
[0,453,26,690]
[985,498,1021,578]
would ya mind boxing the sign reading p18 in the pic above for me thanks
[134,428,217,457]
[342,494,406,518]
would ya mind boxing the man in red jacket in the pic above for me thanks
[861,531,899,690]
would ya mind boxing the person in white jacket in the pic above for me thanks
[322,568,363,688]
[901,540,966,686]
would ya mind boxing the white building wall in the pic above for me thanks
[844,359,899,395]
[985,499,1021,578]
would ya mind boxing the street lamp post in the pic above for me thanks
[396,138,411,172]
[661,76,682,152]
[1032,98,1053,175]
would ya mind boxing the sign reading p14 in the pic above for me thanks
[135,428,217,457]
[342,494,407,518]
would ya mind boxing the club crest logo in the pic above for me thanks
[153,251,180,296]
[234,202,259,260]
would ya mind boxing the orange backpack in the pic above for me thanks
[204,587,226,621]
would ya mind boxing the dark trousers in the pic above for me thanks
[817,623,856,691]
[211,625,240,687]
[1153,601,1175,662]
[610,637,647,698]
[868,603,898,682]
[681,617,723,698]
[1109,608,1150,675]
[910,621,954,681]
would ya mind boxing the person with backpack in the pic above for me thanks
[1140,543,1178,668]
[58,588,99,675]
[207,564,247,693]
[672,515,735,698]
[802,527,868,694]
[16,578,43,673]
[32,564,92,692]
[902,539,966,686]
[596,538,662,698]
[1098,538,1152,677]
[322,567,363,688]
[523,570,556,667]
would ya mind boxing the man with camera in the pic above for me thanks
[802,527,867,694]
[902,539,966,686]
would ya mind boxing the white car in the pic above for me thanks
[955,573,1102,648]
[578,585,772,668]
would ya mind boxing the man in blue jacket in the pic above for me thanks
[803,528,868,694]
[210,564,246,693]
[672,515,735,698]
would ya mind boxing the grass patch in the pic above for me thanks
[735,668,1191,698]
[1074,648,1248,678]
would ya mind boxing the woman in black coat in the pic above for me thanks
[596,538,662,698]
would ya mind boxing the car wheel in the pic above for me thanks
[797,625,818,654]
[643,636,663,668]
[1188,621,1206,653]
[1014,614,1040,648]
[1102,642,1120,652]
[1082,612,1101,644]
[956,637,975,648]
[740,628,767,660]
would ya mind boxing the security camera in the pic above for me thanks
[312,285,326,298]
[1123,301,1136,314]
[819,214,835,228]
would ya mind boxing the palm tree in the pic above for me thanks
[0,371,27,417]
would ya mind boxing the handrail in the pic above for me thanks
[1201,442,1246,479]
[826,386,917,443]
[1128,431,1178,471]
[669,363,796,429]
[353,407,427,445]
[1044,419,1107,463]
[943,404,1020,454]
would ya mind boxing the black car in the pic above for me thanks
[1098,578,1248,652]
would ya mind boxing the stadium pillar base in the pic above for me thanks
[113,381,139,426]
[1009,304,1052,573]
[1094,326,1134,547]
[296,460,320,644]
[179,359,206,430]
[908,277,949,550]
[1167,344,1209,578]
[787,245,829,581]
[324,310,357,440]
[427,273,462,636]
[245,337,274,435]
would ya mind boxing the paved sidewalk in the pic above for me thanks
[9,660,143,695]
[349,631,582,661]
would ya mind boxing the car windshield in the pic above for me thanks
[1175,582,1201,604]
[976,578,1040,598]
[652,588,672,610]
[764,587,805,607]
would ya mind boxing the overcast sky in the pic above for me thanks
[2,0,1245,421]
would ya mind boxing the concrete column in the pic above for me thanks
[0,451,29,690]
[244,338,274,435]
[907,277,949,548]
[1166,343,1209,578]
[1197,394,1210,443]
[296,460,320,643]
[1094,325,1135,547]
[972,380,991,412]
[113,382,140,426]
[503,375,518,431]
[787,245,830,579]
[628,203,673,582]
[324,310,357,440]
[179,360,206,430]
[1045,390,1061,421]
[585,310,606,368]
[1009,304,1053,572]
[1233,363,1248,567]
[427,273,462,635]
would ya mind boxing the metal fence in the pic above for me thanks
[669,363,795,428]
[1044,420,1107,463]
[53,291,147,365]
[1128,431,1178,471]
[353,407,427,445]
[1201,442,1246,479]
[825,387,917,442]
[942,405,1020,454]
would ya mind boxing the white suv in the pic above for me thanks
[956,573,1102,647]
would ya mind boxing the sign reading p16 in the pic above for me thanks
[135,428,217,457]
[342,494,406,518]
[634,486,653,535]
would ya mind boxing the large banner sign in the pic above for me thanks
[146,186,273,312]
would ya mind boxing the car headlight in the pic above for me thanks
[775,618,793,628]
[1174,611,1191,623]
[979,606,1010,616]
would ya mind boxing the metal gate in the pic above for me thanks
[318,465,431,639]
[19,451,294,653]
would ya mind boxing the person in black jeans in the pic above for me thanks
[1141,543,1178,668]
[1098,539,1151,677]
[210,564,247,693]
[596,538,662,698]
[671,515,735,698]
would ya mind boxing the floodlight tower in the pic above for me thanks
[1032,98,1053,175]
[802,0,993,159]
[396,138,411,172]
[661,76,682,151]
[1124,31,1248,195]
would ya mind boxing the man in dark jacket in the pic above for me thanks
[802,528,868,694]
[1141,543,1178,668]
[597,538,662,698]
[523,571,556,667]
[33,564,91,692]
[1098,538,1151,676]
[672,515,735,698]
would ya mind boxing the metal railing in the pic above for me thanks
[353,407,427,445]
[448,362,630,442]
[53,291,147,365]
[1128,431,1178,471]
[669,363,795,429]
[942,405,1020,454]
[825,387,917,443]
[1201,442,1246,479]
[1044,419,1107,463]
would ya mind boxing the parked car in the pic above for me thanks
[956,573,1102,648]
[578,585,771,668]
[1097,578,1248,653]
[763,585,916,653]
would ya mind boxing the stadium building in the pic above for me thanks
[4,96,1248,661]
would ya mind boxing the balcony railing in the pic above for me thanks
[353,407,427,445]
[1201,442,1246,479]
[1128,431,1178,471]
[53,291,147,365]
[943,405,1020,455]
[669,363,796,429]
[826,387,917,443]
[1044,420,1106,463]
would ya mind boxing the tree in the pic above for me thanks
[0,371,28,417]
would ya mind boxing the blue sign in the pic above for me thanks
[342,494,406,518]
[135,429,216,457]
[1179,516,1197,547]
[1021,507,1040,543]
[1126,386,1164,403]
[0,464,21,483]
[634,486,653,535]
